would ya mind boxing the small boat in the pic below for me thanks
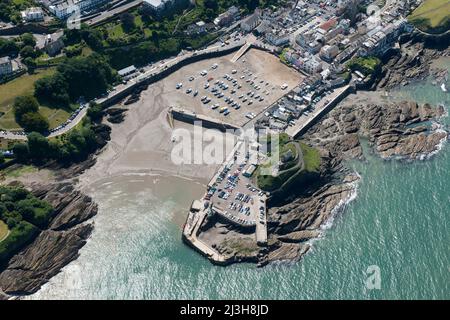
[441,83,447,92]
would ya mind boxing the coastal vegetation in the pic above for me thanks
[13,95,49,133]
[408,0,450,34]
[0,1,280,152]
[0,185,53,263]
[12,118,109,165]
[347,56,382,76]
[256,134,321,192]
[0,68,69,130]
[0,220,8,242]
[34,53,117,107]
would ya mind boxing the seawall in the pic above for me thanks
[99,44,244,109]
[170,107,240,132]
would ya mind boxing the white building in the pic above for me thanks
[44,0,109,20]
[21,7,44,22]
[300,56,322,74]
[0,57,13,76]
[142,0,188,17]
[320,44,339,62]
[213,5,239,26]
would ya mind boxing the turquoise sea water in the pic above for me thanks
[31,66,449,300]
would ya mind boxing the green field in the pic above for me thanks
[256,135,322,192]
[0,68,71,130]
[408,0,450,33]
[1,165,37,178]
[0,220,9,242]
[300,142,321,172]
[0,68,55,109]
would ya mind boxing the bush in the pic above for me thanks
[347,56,381,76]
[64,44,83,58]
[34,53,116,105]
[0,186,54,262]
[13,95,39,119]
[19,112,49,133]
[12,143,29,163]
[0,220,38,262]
[16,198,53,228]
[21,33,36,47]
[20,45,40,59]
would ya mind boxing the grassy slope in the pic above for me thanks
[408,0,450,33]
[257,138,321,192]
[300,142,321,172]
[0,68,71,130]
[0,220,8,242]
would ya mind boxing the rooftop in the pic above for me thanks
[0,56,11,64]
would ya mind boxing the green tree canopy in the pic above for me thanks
[20,112,49,133]
[21,33,36,48]
[13,95,39,119]
[27,132,50,160]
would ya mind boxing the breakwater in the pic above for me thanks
[169,107,240,132]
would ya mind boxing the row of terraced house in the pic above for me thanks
[39,0,109,19]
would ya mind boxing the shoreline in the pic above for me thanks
[1,40,448,298]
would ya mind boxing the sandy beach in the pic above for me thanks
[78,49,301,190]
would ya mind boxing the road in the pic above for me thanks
[84,0,143,26]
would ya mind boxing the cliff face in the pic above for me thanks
[0,183,98,297]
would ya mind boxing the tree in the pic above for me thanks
[20,112,49,133]
[23,57,37,71]
[34,73,70,107]
[150,31,160,45]
[0,38,19,56]
[204,0,218,12]
[0,1,12,22]
[19,45,38,59]
[87,102,103,122]
[56,53,116,101]
[12,142,29,163]
[21,33,36,48]
[0,153,5,164]
[27,132,50,160]
[13,95,39,119]
[120,12,136,31]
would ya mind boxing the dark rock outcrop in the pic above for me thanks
[0,224,92,295]
[305,101,447,161]
[378,41,449,90]
[0,183,98,297]
[260,100,447,263]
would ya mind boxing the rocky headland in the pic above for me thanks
[194,98,448,265]
[265,99,447,263]
[377,40,449,90]
[0,182,98,299]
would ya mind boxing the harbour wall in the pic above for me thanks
[99,44,244,108]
